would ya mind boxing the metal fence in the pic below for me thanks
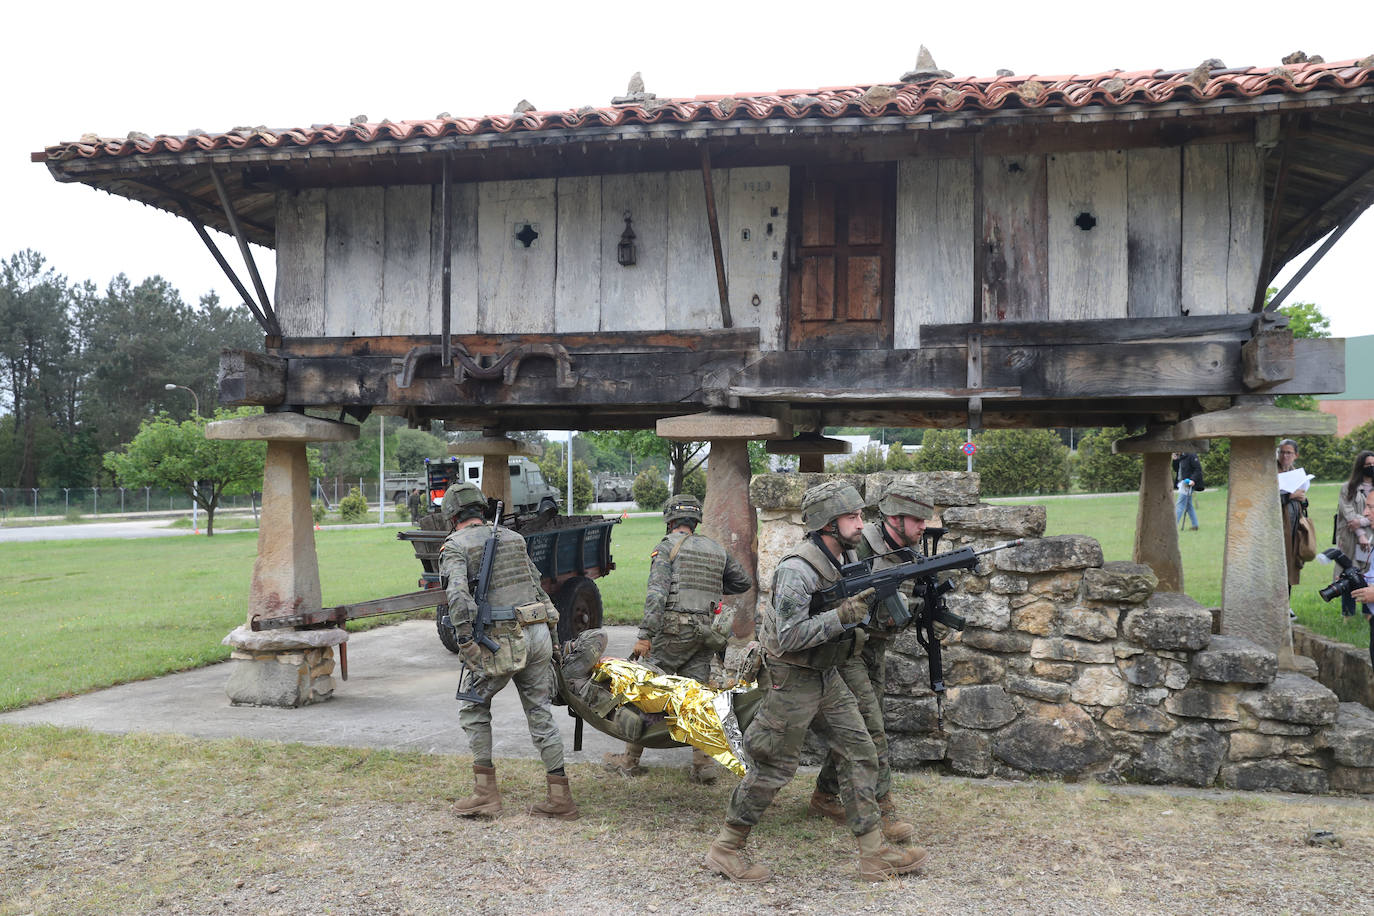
[0,478,418,521]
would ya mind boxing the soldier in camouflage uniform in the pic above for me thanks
[704,480,927,884]
[809,481,934,849]
[439,482,579,821]
[605,494,753,783]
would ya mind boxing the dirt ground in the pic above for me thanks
[3,727,1371,916]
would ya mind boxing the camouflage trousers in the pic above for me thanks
[816,635,892,799]
[646,612,715,684]
[726,658,880,837]
[458,623,564,772]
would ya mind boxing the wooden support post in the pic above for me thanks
[700,145,732,329]
[701,439,757,640]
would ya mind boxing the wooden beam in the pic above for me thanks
[918,314,1260,347]
[209,165,279,331]
[273,327,761,359]
[1265,190,1374,312]
[1254,118,1296,311]
[1274,161,1374,255]
[699,145,732,329]
[176,201,277,336]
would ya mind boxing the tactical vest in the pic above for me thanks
[858,521,915,636]
[453,525,542,610]
[771,539,865,669]
[663,532,728,614]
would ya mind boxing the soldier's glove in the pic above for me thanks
[836,587,877,625]
[631,638,652,660]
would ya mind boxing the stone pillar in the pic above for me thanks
[765,432,852,474]
[1173,403,1335,672]
[207,412,358,706]
[657,412,790,642]
[451,435,541,511]
[1113,428,1209,593]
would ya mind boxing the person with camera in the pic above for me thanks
[1335,451,1374,617]
[1342,496,1374,668]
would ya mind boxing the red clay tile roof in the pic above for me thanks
[35,57,1374,163]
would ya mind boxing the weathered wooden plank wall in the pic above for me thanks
[1226,144,1265,314]
[324,187,385,336]
[895,158,973,348]
[982,154,1048,322]
[478,179,556,333]
[275,189,326,336]
[1048,150,1128,320]
[600,172,668,332]
[553,175,601,332]
[382,186,432,336]
[1126,147,1182,318]
[429,181,479,337]
[725,167,789,350]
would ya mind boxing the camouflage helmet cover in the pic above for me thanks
[801,480,866,532]
[877,481,934,520]
[441,482,487,521]
[663,493,703,525]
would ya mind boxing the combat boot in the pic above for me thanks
[807,790,847,826]
[878,793,916,843]
[602,742,646,777]
[689,747,719,784]
[452,764,502,817]
[529,773,580,820]
[704,824,772,883]
[856,827,929,882]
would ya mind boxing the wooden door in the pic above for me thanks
[786,165,896,349]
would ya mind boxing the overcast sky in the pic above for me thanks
[5,2,1372,340]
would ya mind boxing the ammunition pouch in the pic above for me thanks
[802,628,867,670]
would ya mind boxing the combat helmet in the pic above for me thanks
[441,482,488,523]
[663,493,703,528]
[878,481,934,520]
[801,480,865,532]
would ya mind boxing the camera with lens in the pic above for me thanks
[1316,548,1367,603]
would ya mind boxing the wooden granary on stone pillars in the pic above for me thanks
[37,51,1374,701]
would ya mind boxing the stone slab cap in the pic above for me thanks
[449,435,541,457]
[765,433,852,456]
[223,624,348,651]
[1112,429,1210,454]
[749,472,866,510]
[206,413,359,443]
[1172,405,1336,440]
[657,412,791,441]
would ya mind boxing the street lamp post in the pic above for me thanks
[165,383,201,532]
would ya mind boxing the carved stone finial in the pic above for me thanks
[514,99,536,114]
[613,71,656,106]
[996,68,1015,77]
[350,114,368,126]
[900,45,953,83]
[1187,60,1225,87]
[1282,50,1308,65]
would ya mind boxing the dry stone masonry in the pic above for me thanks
[750,471,1374,795]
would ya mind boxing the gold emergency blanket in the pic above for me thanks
[593,658,747,776]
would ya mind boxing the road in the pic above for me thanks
[0,517,209,543]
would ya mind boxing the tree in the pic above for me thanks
[534,449,593,512]
[632,466,670,510]
[1076,427,1142,493]
[910,429,965,472]
[1272,295,1331,413]
[584,430,706,495]
[103,408,267,536]
[835,444,888,474]
[391,426,448,471]
[974,429,1071,496]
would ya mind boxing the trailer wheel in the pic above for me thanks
[554,576,603,643]
[435,603,462,654]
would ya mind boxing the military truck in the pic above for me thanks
[424,455,560,517]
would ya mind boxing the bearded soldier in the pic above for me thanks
[605,493,753,783]
[705,480,927,884]
[439,482,579,821]
[809,480,933,848]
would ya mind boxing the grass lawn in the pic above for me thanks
[2,488,1366,712]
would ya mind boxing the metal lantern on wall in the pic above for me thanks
[617,211,636,266]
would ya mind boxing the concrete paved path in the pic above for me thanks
[0,621,698,769]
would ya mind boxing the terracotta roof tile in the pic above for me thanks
[35,58,1374,163]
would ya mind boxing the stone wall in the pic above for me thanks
[1293,625,1374,710]
[750,471,1374,794]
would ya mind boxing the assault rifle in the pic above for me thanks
[813,533,1023,730]
[456,500,504,704]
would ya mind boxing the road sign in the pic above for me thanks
[961,441,978,456]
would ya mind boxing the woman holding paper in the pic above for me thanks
[1335,451,1374,617]
[1277,439,1310,593]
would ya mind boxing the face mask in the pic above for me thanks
[1363,466,1374,479]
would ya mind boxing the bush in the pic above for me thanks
[536,453,593,512]
[312,501,326,524]
[633,467,669,511]
[910,429,966,472]
[681,468,707,502]
[1076,427,1142,493]
[1200,438,1230,490]
[1347,419,1374,457]
[975,429,1071,496]
[836,445,887,474]
[885,444,918,471]
[1293,434,1353,482]
[338,486,368,523]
